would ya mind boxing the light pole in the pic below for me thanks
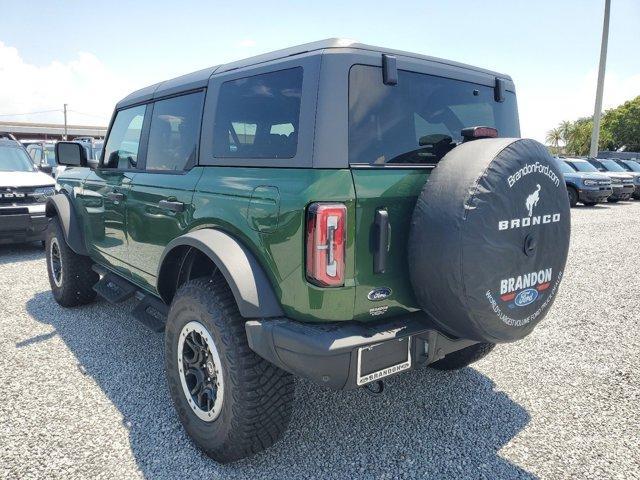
[589,0,611,158]
[63,103,68,140]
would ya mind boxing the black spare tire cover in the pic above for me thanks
[408,138,570,343]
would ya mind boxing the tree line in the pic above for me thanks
[546,95,640,156]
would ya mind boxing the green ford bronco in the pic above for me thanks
[46,39,571,462]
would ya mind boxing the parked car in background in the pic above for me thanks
[564,158,634,202]
[612,158,640,199]
[91,140,103,165]
[587,158,639,201]
[554,157,612,207]
[0,138,55,245]
[26,141,57,176]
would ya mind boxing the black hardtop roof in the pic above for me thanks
[117,38,512,109]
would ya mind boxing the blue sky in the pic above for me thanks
[0,0,638,142]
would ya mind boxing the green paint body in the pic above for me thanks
[58,165,430,323]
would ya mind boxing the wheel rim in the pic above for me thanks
[50,238,63,287]
[177,321,224,422]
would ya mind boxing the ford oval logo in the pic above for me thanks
[514,288,539,307]
[368,287,392,302]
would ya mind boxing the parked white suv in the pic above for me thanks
[0,139,55,245]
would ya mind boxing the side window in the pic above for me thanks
[146,91,204,171]
[213,67,303,159]
[102,105,146,169]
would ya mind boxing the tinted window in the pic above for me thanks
[103,105,146,169]
[349,65,519,165]
[146,91,204,171]
[213,68,303,159]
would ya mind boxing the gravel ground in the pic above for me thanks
[1,201,639,480]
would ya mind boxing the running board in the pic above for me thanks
[92,267,137,303]
[91,264,167,332]
[132,293,167,332]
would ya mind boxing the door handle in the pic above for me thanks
[106,191,125,202]
[158,200,185,213]
[374,208,391,274]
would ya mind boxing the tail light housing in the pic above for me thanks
[306,203,346,287]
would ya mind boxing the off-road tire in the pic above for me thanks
[429,342,496,371]
[567,186,578,208]
[45,216,98,307]
[164,277,295,463]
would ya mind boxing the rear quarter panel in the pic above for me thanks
[192,167,356,322]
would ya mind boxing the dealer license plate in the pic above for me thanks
[356,337,411,386]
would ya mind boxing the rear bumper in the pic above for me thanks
[0,207,49,245]
[245,312,476,390]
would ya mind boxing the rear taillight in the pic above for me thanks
[306,203,346,287]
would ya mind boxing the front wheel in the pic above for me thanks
[164,277,295,463]
[567,186,578,208]
[608,197,619,203]
[429,342,496,371]
[583,201,597,207]
[46,217,98,307]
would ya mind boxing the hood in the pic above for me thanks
[599,171,634,180]
[564,171,611,182]
[0,171,55,188]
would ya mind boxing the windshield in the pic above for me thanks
[599,159,626,172]
[44,146,57,166]
[349,65,519,165]
[0,145,36,172]
[93,145,103,160]
[555,159,575,174]
[621,160,640,172]
[569,161,599,173]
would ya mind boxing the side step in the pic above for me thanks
[92,265,136,303]
[132,293,167,332]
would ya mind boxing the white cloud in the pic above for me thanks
[236,39,256,48]
[0,41,133,126]
[519,69,640,143]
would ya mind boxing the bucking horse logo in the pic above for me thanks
[526,184,541,217]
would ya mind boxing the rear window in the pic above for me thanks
[212,67,302,159]
[349,65,519,165]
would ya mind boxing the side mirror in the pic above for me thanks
[87,158,99,169]
[55,142,87,167]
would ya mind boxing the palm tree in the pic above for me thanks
[546,127,562,152]
[559,120,572,149]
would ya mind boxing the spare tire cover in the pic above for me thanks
[408,138,570,343]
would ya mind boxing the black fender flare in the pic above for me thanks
[45,194,88,255]
[158,229,284,319]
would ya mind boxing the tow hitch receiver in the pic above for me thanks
[357,337,412,386]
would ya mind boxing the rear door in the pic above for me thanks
[80,104,147,275]
[348,61,520,321]
[125,90,205,289]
